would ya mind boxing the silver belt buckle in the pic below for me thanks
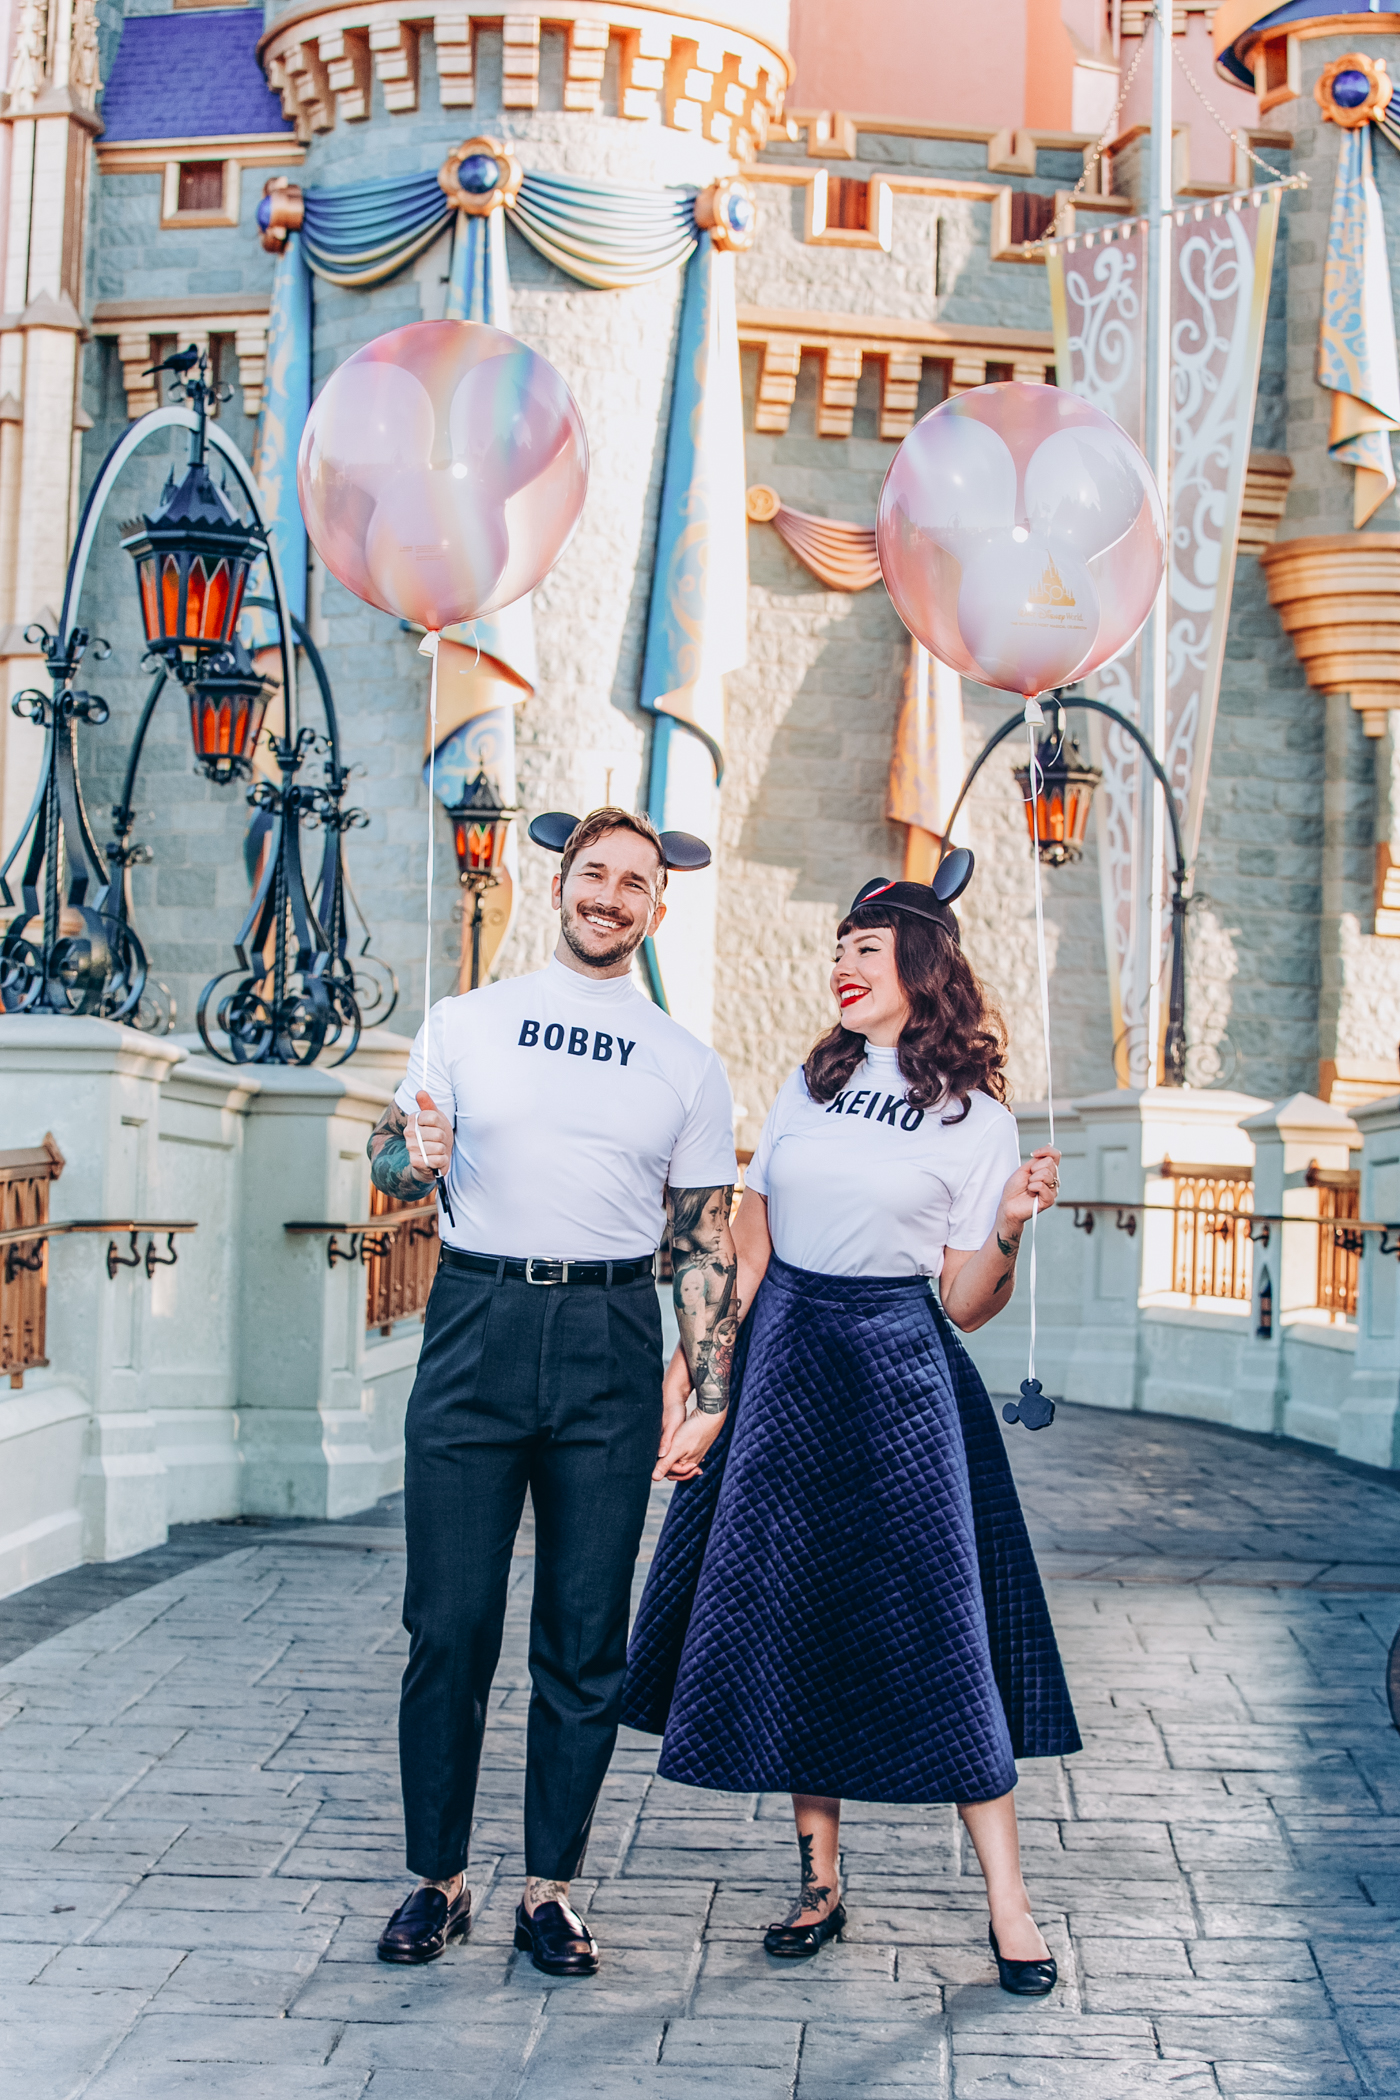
[525,1257,569,1285]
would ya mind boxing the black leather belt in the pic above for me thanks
[439,1246,656,1287]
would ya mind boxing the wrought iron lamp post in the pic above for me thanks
[446,768,518,990]
[943,690,1190,1087]
[0,350,391,1062]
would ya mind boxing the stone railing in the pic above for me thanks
[0,1135,64,1388]
[0,1018,423,1599]
[963,1085,1400,1470]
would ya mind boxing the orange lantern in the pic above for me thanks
[121,461,264,667]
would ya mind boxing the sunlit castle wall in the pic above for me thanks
[74,0,789,1032]
[713,101,1118,1143]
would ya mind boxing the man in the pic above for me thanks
[369,808,739,1976]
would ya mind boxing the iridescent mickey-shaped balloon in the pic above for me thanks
[876,382,1165,699]
[297,319,589,631]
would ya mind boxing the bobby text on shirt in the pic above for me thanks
[745,1046,1021,1278]
[395,956,737,1260]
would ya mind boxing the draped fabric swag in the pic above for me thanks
[743,485,963,878]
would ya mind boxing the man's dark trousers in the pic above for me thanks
[399,1257,663,1881]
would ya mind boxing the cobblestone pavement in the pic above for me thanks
[2,1405,1399,2100]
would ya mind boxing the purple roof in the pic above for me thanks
[100,11,292,142]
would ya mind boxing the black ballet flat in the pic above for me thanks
[763,1900,847,1959]
[989,1921,1057,1996]
[377,1881,471,1963]
[514,1899,600,1976]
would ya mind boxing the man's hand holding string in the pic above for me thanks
[655,1183,739,1483]
[367,1092,452,1201]
[939,1145,1060,1334]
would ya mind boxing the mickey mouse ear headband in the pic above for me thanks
[848,847,975,931]
[527,811,712,872]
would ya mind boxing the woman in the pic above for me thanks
[623,873,1080,1997]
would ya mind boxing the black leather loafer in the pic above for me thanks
[377,1882,471,1963]
[763,1900,847,1959]
[989,1921,1057,1996]
[514,1899,600,1976]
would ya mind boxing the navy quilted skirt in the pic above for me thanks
[622,1254,1081,1803]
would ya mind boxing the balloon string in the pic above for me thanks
[1024,702,1056,1390]
[417,630,454,1228]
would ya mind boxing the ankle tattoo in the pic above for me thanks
[782,1831,834,1925]
[525,1877,570,1911]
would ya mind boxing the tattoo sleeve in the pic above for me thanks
[367,1101,436,1202]
[668,1184,739,1417]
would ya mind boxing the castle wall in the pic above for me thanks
[718,126,1115,1141]
[75,27,732,1034]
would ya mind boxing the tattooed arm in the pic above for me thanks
[670,1184,739,1412]
[653,1184,742,1483]
[367,1099,443,1202]
[939,1146,1060,1332]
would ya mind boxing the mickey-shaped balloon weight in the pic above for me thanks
[527,812,712,871]
[1003,1379,1056,1432]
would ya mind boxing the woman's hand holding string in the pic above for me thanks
[999,1146,1061,1227]
[939,1147,1060,1334]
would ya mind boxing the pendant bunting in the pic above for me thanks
[639,232,749,1032]
[1319,123,1400,528]
[1044,188,1281,1084]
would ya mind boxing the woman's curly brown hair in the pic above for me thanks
[803,903,1008,1125]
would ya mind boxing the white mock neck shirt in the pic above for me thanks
[745,1047,1021,1279]
[394,957,737,1261]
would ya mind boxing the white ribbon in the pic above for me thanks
[1023,699,1056,1388]
[410,629,443,1187]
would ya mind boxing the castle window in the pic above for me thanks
[159,157,240,229]
[177,162,226,214]
[827,178,869,232]
[1008,192,1056,246]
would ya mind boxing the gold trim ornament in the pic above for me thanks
[258,177,304,254]
[745,483,781,522]
[438,138,524,216]
[1315,53,1393,130]
[695,176,757,253]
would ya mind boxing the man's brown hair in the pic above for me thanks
[559,808,668,892]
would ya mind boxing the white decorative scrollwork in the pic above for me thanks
[1056,194,1281,1086]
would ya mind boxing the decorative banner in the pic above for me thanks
[423,632,530,987]
[639,232,749,1039]
[1046,189,1281,1084]
[1319,122,1400,527]
[252,228,311,626]
[887,641,968,880]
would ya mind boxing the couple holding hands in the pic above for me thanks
[366,807,1078,1997]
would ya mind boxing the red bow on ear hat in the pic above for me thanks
[849,847,974,935]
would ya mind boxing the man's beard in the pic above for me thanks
[560,903,646,971]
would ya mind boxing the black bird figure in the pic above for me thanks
[143,343,203,380]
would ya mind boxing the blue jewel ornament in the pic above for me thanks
[1003,1378,1056,1432]
[457,153,502,194]
[256,195,273,231]
[725,191,754,237]
[1332,69,1372,109]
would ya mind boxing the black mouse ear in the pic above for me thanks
[932,846,974,905]
[659,830,711,872]
[851,878,895,908]
[527,812,579,853]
